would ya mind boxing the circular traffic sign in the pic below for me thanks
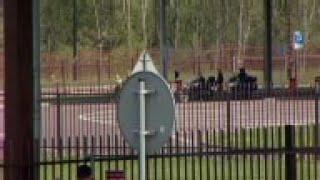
[118,71,175,154]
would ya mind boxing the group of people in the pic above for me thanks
[175,69,224,91]
[192,68,256,90]
[192,70,225,92]
[175,67,257,94]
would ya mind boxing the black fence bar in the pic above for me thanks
[285,125,297,180]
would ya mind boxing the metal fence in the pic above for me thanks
[1,85,319,179]
[0,47,319,88]
[37,47,320,87]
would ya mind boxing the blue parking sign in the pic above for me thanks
[293,31,305,49]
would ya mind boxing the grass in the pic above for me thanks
[209,125,318,149]
[40,155,320,180]
[38,125,320,179]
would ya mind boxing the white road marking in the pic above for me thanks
[79,111,116,125]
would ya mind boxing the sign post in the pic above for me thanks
[118,51,175,180]
[292,31,305,89]
[139,80,146,180]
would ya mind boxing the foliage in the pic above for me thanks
[40,0,320,54]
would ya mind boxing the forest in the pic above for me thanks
[41,0,320,54]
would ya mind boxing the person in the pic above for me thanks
[197,72,206,90]
[206,76,216,97]
[77,164,93,180]
[174,70,180,81]
[174,70,183,102]
[206,76,216,89]
[216,69,224,91]
[238,67,254,97]
[238,68,247,83]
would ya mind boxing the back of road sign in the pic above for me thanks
[118,71,175,154]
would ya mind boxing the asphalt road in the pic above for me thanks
[36,98,319,140]
[0,98,318,157]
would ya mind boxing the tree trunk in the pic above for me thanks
[174,0,180,49]
[127,0,132,61]
[238,0,244,69]
[94,0,102,84]
[142,0,148,48]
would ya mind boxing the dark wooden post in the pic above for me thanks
[4,0,41,179]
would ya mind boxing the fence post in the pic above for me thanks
[193,60,196,75]
[61,60,66,85]
[73,61,78,81]
[285,125,296,180]
[56,86,63,160]
[108,54,111,80]
[131,56,134,70]
[315,93,319,180]
[227,96,231,148]
[315,94,319,148]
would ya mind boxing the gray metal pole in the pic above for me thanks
[160,0,168,79]
[139,80,146,180]
[265,0,273,92]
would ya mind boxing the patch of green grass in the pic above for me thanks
[210,125,319,149]
[39,125,320,179]
[40,155,320,180]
